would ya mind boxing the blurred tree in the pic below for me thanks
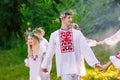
[20,0,77,39]
[19,0,60,40]
[1,0,120,48]
[73,0,120,39]
[0,0,28,46]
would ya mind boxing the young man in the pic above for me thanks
[34,28,51,80]
[41,11,102,80]
[71,23,99,77]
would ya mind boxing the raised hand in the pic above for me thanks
[97,40,105,45]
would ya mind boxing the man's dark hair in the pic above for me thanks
[59,10,72,22]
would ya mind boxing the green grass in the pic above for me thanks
[0,44,120,80]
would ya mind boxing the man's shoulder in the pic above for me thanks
[43,38,48,42]
[72,28,81,33]
[51,29,59,35]
[72,28,84,37]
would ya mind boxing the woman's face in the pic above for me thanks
[28,36,33,45]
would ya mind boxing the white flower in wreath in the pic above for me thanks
[60,13,65,19]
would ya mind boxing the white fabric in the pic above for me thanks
[41,29,99,77]
[110,56,120,70]
[87,38,97,47]
[79,39,97,76]
[79,55,86,76]
[25,38,51,80]
[61,74,80,80]
[80,38,97,76]
[24,58,29,67]
[104,30,120,45]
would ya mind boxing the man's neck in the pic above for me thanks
[61,24,70,30]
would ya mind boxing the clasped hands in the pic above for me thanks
[42,63,108,73]
[95,63,109,71]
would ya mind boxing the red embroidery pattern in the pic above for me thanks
[59,29,74,53]
[115,51,120,59]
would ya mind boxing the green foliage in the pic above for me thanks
[1,43,120,80]
[1,0,120,47]
[0,0,27,46]
[0,39,28,80]
[19,0,59,40]
[76,0,120,37]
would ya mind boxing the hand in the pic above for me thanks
[42,68,48,73]
[95,63,103,71]
[97,41,105,45]
[99,64,109,71]
[99,61,112,71]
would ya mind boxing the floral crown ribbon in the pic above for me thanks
[24,28,41,41]
[59,11,72,19]
[60,12,66,19]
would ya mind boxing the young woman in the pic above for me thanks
[98,30,120,77]
[101,51,120,77]
[24,28,51,80]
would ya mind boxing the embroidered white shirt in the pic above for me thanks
[41,28,99,77]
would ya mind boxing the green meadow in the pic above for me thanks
[0,41,120,80]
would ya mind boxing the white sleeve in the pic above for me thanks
[87,38,97,47]
[104,30,120,45]
[79,31,99,67]
[44,38,49,48]
[41,33,55,69]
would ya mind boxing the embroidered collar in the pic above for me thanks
[59,28,74,53]
[60,27,71,31]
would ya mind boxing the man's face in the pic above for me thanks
[35,31,42,37]
[62,15,72,26]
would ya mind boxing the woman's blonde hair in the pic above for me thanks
[27,35,40,57]
[24,27,44,57]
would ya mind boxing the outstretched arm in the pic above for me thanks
[97,30,120,46]
[99,61,112,71]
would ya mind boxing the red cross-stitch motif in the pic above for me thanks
[115,51,120,59]
[59,29,74,53]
